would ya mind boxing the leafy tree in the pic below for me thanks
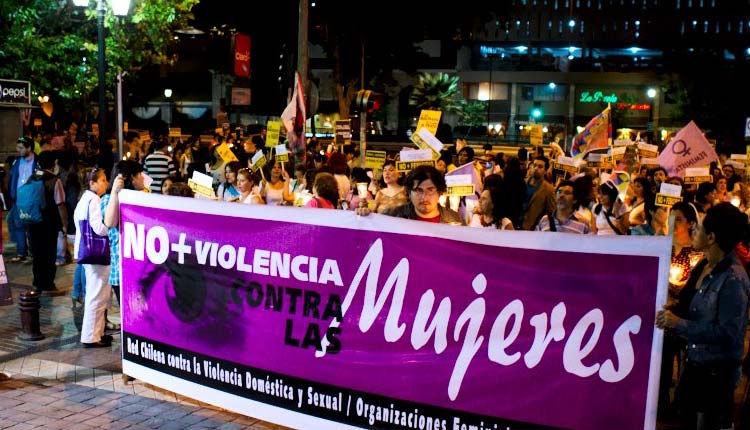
[309,1,428,120]
[0,0,199,112]
[456,99,487,137]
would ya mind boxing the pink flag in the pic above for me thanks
[280,72,306,155]
[656,121,718,177]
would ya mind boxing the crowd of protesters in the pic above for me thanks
[2,126,749,428]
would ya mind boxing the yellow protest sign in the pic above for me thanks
[447,185,475,196]
[275,144,289,162]
[396,160,435,173]
[655,194,682,208]
[529,125,543,146]
[551,161,580,174]
[266,121,281,147]
[416,110,441,136]
[188,179,215,199]
[251,152,267,173]
[216,142,238,162]
[365,151,387,169]
[683,175,713,185]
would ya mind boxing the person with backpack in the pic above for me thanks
[25,151,68,294]
[7,137,38,263]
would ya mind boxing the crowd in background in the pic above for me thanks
[2,125,750,429]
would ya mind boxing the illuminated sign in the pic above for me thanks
[0,79,31,105]
[579,91,618,104]
[616,103,651,111]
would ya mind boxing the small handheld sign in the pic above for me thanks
[251,151,267,173]
[683,167,712,185]
[275,144,289,163]
[655,183,682,208]
[445,174,475,197]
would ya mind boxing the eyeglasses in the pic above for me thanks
[411,187,438,198]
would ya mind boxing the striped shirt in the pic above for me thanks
[144,150,176,194]
[536,212,591,234]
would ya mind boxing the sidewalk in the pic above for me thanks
[0,232,288,429]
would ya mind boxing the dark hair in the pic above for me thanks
[350,167,370,195]
[703,203,748,252]
[573,175,595,209]
[17,137,33,150]
[313,172,339,205]
[458,146,475,161]
[643,197,660,223]
[109,160,144,192]
[598,181,619,206]
[167,182,194,198]
[534,155,550,171]
[37,150,56,170]
[405,165,447,194]
[556,180,575,192]
[329,152,348,175]
[671,201,699,224]
[650,166,667,178]
[695,182,717,205]
[483,174,503,191]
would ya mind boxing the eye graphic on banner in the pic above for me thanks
[671,139,691,157]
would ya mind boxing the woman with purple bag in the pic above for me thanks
[73,168,111,348]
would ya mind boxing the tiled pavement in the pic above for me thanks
[0,236,289,429]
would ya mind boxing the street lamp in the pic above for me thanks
[647,87,657,143]
[72,0,130,147]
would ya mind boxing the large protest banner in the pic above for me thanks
[119,191,669,430]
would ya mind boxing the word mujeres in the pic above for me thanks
[318,239,643,401]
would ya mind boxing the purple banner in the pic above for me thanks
[119,191,669,430]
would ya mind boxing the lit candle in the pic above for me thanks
[438,195,447,207]
[669,264,684,284]
[731,196,741,207]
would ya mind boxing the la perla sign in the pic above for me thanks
[579,91,618,104]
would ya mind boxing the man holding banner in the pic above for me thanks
[358,165,463,224]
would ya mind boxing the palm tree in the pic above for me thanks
[409,72,462,113]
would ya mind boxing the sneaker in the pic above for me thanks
[8,256,26,263]
[0,372,10,381]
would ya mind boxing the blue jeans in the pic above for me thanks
[7,207,28,257]
[73,263,86,300]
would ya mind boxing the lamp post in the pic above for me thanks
[647,87,657,143]
[72,0,130,147]
[164,88,173,130]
